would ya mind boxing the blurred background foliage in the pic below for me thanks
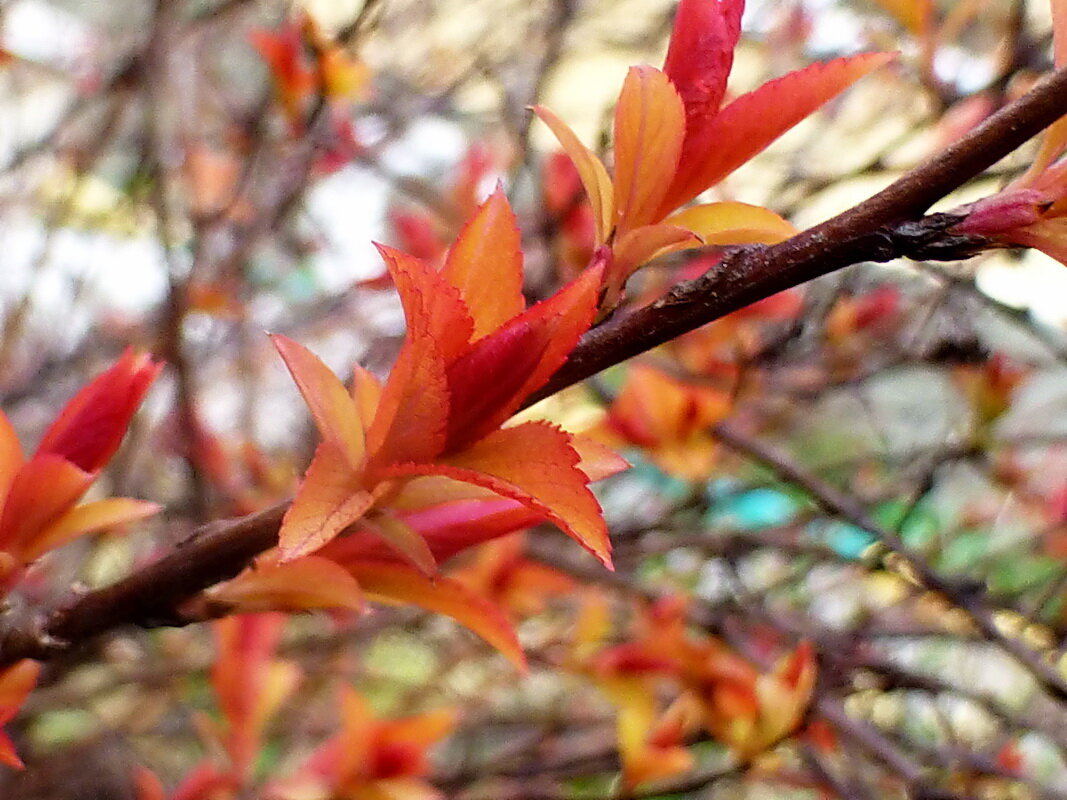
[3,0,1067,797]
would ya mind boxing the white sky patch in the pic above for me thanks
[977,253,1067,328]
[1,0,94,70]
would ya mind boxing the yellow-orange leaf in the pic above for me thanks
[272,334,366,469]
[206,556,364,613]
[442,186,526,339]
[532,105,615,242]
[279,442,375,560]
[664,201,796,245]
[351,364,383,427]
[359,512,436,576]
[26,498,160,562]
[347,560,526,670]
[378,244,474,364]
[611,224,701,293]
[870,0,932,34]
[613,66,686,234]
[367,249,456,463]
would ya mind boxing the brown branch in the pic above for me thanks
[531,64,1067,401]
[2,66,1067,668]
[711,422,1067,702]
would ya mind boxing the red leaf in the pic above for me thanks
[662,0,743,136]
[660,52,894,215]
[35,349,162,473]
[443,260,603,450]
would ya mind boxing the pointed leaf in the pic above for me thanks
[1023,118,1067,184]
[366,248,456,464]
[663,0,743,132]
[0,659,38,768]
[443,261,604,450]
[660,52,895,215]
[383,422,612,568]
[613,66,686,233]
[279,442,375,560]
[0,412,23,523]
[345,560,526,670]
[376,244,474,364]
[25,498,160,561]
[206,556,364,613]
[532,105,615,242]
[322,497,540,565]
[568,434,630,481]
[664,201,796,245]
[35,348,162,473]
[351,364,383,427]
[610,224,702,292]
[0,456,94,557]
[0,660,39,723]
[359,512,437,575]
[272,335,366,469]
[441,186,526,339]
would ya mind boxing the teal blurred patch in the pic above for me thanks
[626,452,694,500]
[812,520,877,560]
[705,487,799,530]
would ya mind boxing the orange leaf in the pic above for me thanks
[366,248,456,464]
[132,766,166,800]
[272,335,366,469]
[441,186,526,339]
[610,224,701,293]
[660,52,894,216]
[0,455,94,558]
[376,244,473,364]
[25,498,160,562]
[279,442,375,560]
[206,556,364,613]
[664,201,797,245]
[359,512,437,575]
[0,412,24,522]
[385,422,612,568]
[351,364,383,425]
[0,659,39,769]
[613,66,686,233]
[568,434,630,482]
[532,105,615,242]
[345,560,526,670]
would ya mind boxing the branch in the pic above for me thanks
[531,64,1067,401]
[3,66,1067,668]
